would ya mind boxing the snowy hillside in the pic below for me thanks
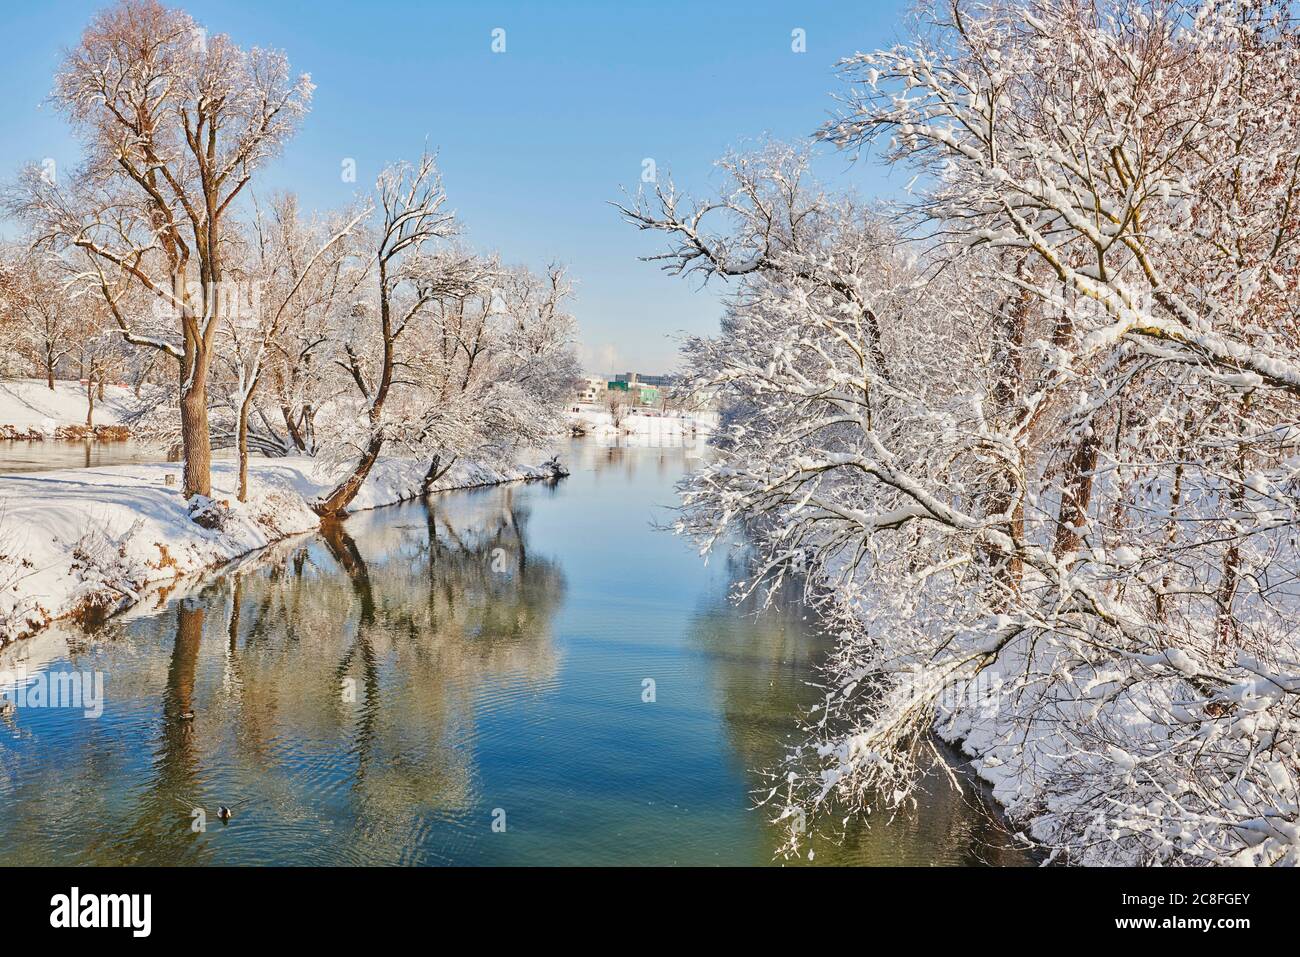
[0,378,135,438]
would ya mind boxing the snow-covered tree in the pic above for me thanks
[314,152,580,515]
[625,0,1300,866]
[397,259,580,490]
[313,153,458,516]
[219,194,368,500]
[0,245,78,389]
[69,293,129,429]
[13,0,312,499]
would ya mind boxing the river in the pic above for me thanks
[0,439,169,473]
[0,438,1024,865]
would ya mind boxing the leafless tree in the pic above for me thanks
[0,245,77,389]
[222,194,368,500]
[13,0,312,500]
[314,153,456,517]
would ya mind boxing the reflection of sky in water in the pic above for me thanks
[0,439,1025,865]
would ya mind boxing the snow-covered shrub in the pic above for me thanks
[187,495,234,531]
[67,518,148,608]
[0,535,38,644]
[542,455,568,479]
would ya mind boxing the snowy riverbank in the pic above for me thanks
[565,406,715,439]
[755,519,1299,866]
[839,589,1297,866]
[0,378,134,439]
[0,454,563,645]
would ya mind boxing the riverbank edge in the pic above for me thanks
[0,379,135,441]
[0,424,132,441]
[0,454,565,648]
[789,557,1111,863]
[819,596,1154,865]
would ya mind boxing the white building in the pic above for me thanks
[575,376,606,405]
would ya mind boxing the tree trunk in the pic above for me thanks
[314,264,397,517]
[1156,410,1194,623]
[280,401,308,452]
[85,374,95,428]
[1215,394,1250,654]
[422,454,456,495]
[45,353,55,391]
[421,454,442,495]
[1049,283,1097,558]
[985,272,1030,600]
[315,433,384,517]
[302,402,315,451]
[180,364,213,500]
[1053,430,1099,557]
[237,391,252,503]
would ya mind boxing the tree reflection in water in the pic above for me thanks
[13,486,566,865]
[0,441,1024,866]
[689,550,1030,866]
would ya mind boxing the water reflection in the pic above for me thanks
[0,440,1021,865]
[689,554,1026,865]
[0,440,165,474]
[0,490,565,865]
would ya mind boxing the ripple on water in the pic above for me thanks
[0,440,1026,866]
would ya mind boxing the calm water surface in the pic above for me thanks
[0,439,1023,865]
[0,440,168,474]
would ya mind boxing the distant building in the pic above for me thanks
[607,372,681,407]
[575,376,606,404]
[607,379,659,407]
[613,372,678,388]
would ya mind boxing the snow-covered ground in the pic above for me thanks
[0,454,561,646]
[0,378,134,438]
[565,405,715,439]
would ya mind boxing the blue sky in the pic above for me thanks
[0,0,911,374]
